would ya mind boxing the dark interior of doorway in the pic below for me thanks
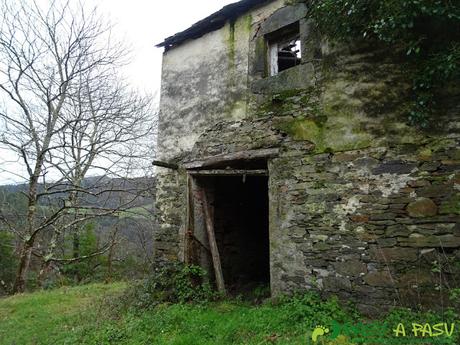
[212,175,270,294]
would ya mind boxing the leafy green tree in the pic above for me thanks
[62,223,102,283]
[307,0,460,126]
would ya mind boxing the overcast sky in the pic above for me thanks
[96,0,236,97]
[0,0,236,184]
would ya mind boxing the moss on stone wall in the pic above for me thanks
[440,194,460,215]
[278,117,322,139]
[254,88,320,117]
[244,14,253,33]
[250,47,456,153]
[227,20,236,71]
[275,113,374,153]
[265,85,378,153]
[228,100,247,120]
[423,138,459,155]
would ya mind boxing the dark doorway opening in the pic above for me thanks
[192,174,270,294]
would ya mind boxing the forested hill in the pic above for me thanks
[0,176,157,291]
[0,176,156,210]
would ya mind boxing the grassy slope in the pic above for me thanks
[0,283,334,345]
[0,283,126,345]
[1,283,458,345]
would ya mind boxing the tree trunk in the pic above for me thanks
[12,240,33,293]
[37,261,52,287]
[73,232,80,259]
[69,190,81,283]
[13,170,40,293]
[72,232,81,283]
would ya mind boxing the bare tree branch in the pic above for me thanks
[0,0,156,293]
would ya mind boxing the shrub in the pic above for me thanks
[275,292,360,327]
[113,263,218,313]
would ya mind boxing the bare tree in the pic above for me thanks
[0,0,155,293]
[36,68,154,281]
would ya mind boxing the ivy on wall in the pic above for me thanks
[304,0,460,127]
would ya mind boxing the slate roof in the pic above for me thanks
[156,0,271,50]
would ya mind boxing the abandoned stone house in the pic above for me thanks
[154,0,460,313]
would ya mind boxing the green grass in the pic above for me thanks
[35,203,155,220]
[0,283,126,345]
[0,283,349,345]
[117,204,154,219]
[1,283,458,345]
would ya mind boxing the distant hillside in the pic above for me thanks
[0,175,156,210]
[0,176,157,286]
[0,183,27,193]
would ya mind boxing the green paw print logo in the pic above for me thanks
[311,325,330,343]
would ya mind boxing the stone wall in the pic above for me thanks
[270,140,460,314]
[155,0,460,313]
[167,110,460,313]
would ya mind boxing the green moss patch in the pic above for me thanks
[275,103,374,153]
[440,194,460,215]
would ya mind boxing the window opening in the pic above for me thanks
[267,22,301,76]
[269,35,301,76]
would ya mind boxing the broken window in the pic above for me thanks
[267,24,301,76]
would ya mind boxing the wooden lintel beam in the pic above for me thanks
[188,169,268,176]
[152,160,179,170]
[183,148,279,169]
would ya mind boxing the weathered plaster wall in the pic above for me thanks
[154,0,286,262]
[155,1,460,313]
[157,0,286,162]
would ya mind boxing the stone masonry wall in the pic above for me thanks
[155,1,460,313]
[174,112,460,313]
[270,141,460,314]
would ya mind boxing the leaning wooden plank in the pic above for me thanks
[200,188,226,294]
[183,148,279,169]
[184,175,194,264]
[189,169,268,176]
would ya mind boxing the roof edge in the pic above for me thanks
[156,0,272,51]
